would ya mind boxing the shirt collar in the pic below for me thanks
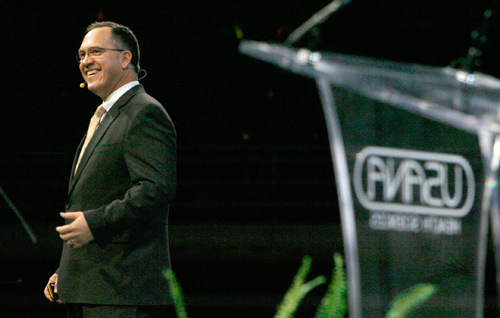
[102,81,140,112]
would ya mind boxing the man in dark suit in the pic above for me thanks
[43,21,177,317]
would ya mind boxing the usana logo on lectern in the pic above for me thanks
[353,147,475,235]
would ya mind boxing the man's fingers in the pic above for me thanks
[57,212,84,234]
[66,238,79,248]
[56,224,70,235]
[56,211,92,248]
[60,212,80,220]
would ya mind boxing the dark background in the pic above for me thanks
[1,0,499,317]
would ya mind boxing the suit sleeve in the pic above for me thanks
[83,103,177,245]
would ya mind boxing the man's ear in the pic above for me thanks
[121,50,133,69]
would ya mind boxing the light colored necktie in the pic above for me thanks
[74,105,106,173]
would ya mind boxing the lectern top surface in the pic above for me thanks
[240,40,500,134]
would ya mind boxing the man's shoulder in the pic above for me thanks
[117,85,161,109]
[122,89,171,121]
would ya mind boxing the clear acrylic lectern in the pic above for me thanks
[240,40,500,317]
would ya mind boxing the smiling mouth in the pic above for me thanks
[87,70,99,76]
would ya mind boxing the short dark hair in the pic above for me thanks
[86,21,140,73]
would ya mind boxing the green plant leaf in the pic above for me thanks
[315,253,348,318]
[163,268,189,318]
[275,256,326,318]
[385,283,437,318]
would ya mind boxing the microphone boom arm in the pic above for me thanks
[284,0,351,46]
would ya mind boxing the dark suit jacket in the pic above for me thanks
[57,84,177,305]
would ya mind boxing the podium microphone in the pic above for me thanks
[80,82,86,88]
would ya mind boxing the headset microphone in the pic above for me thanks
[80,82,86,88]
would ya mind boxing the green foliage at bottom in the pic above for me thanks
[315,253,347,318]
[163,254,438,318]
[274,255,327,318]
[163,268,188,318]
[385,283,437,318]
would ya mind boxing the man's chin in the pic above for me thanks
[86,83,101,97]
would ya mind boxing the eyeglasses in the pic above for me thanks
[76,47,125,63]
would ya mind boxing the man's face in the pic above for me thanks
[78,27,125,100]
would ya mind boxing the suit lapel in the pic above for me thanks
[69,136,86,185]
[67,85,144,197]
[67,112,115,196]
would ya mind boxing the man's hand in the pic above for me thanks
[56,212,95,248]
[44,273,64,303]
